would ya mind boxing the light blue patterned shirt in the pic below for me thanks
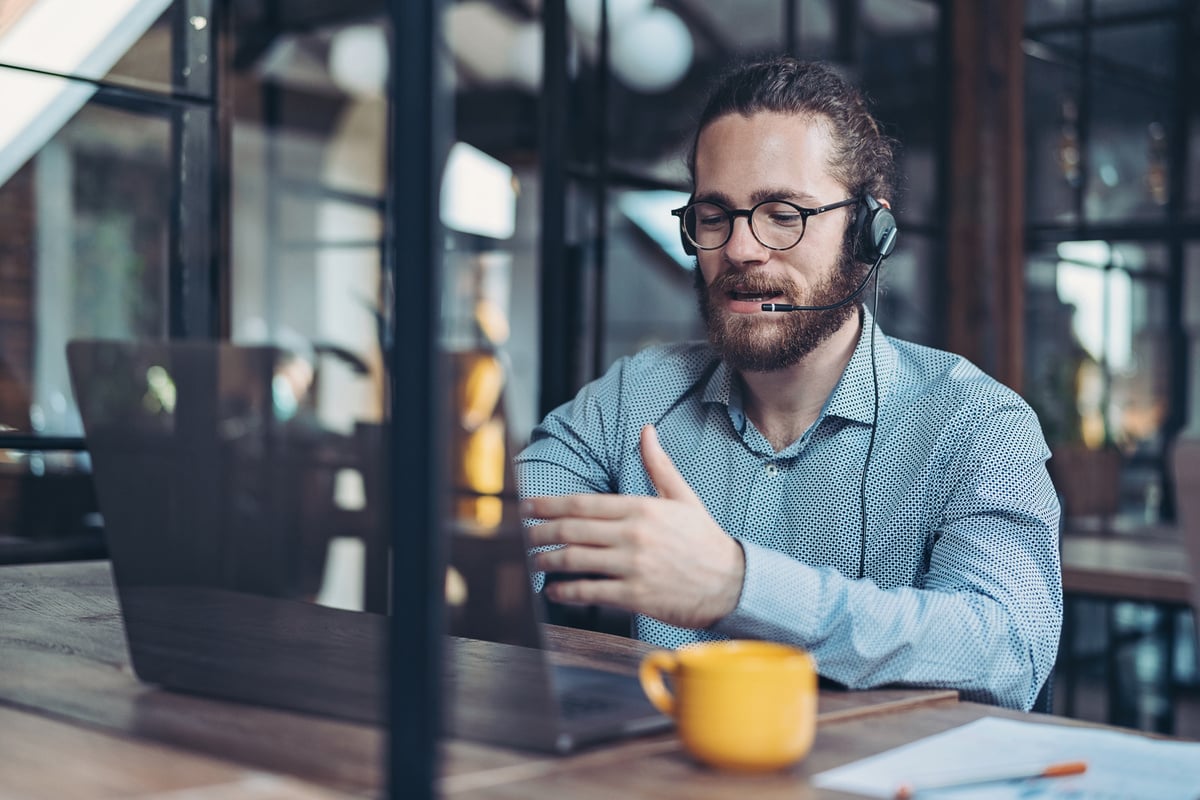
[516,311,1062,710]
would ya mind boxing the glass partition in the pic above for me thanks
[0,2,213,560]
[0,0,183,93]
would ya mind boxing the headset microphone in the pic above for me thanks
[759,196,896,314]
[761,243,888,313]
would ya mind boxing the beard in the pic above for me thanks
[694,245,866,373]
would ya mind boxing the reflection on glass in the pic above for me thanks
[444,3,542,92]
[1024,34,1083,224]
[0,88,170,439]
[1055,260,1115,366]
[1092,0,1179,17]
[144,365,176,414]
[67,340,389,723]
[1027,240,1171,524]
[1093,22,1175,82]
[327,24,388,98]
[1036,242,1170,455]
[441,142,517,240]
[446,250,517,536]
[1191,111,1200,215]
[230,22,388,447]
[616,190,692,270]
[0,2,177,183]
[1026,0,1084,26]
[1085,68,1171,223]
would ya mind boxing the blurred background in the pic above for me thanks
[0,0,1197,735]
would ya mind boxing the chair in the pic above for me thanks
[1048,443,1122,531]
[1033,670,1054,714]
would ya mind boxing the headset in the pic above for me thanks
[679,192,899,580]
[853,194,899,264]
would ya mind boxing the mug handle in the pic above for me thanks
[638,650,679,718]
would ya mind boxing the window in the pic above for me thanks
[0,1,216,560]
[1022,0,1194,523]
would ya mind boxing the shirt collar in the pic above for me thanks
[824,306,897,425]
[698,306,898,427]
[702,357,736,407]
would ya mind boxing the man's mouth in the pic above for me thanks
[729,290,784,303]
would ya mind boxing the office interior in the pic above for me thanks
[1,0,1199,792]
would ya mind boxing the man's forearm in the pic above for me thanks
[711,539,1055,710]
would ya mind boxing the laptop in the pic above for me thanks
[66,339,669,753]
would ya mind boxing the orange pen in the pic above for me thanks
[894,760,1087,799]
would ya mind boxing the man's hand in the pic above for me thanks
[524,425,745,629]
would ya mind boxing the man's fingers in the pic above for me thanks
[544,576,632,610]
[533,544,628,578]
[522,492,642,521]
[640,425,701,503]
[525,518,622,548]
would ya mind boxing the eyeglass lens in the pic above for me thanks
[683,201,807,250]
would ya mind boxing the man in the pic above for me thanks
[516,57,1061,711]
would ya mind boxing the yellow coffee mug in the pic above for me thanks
[638,640,817,772]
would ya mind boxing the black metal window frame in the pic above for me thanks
[1023,0,1195,513]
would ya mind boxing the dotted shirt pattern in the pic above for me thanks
[516,310,1062,711]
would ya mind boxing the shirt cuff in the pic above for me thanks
[710,537,825,642]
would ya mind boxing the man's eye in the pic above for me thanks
[697,214,726,228]
[768,212,802,226]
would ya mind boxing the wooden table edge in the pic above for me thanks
[440,687,962,795]
[816,688,960,724]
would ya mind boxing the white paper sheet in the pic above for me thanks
[812,716,1200,799]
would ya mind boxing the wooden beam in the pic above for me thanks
[946,0,1025,392]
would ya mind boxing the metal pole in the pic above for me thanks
[387,0,447,797]
[539,0,574,416]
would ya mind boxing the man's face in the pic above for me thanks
[691,111,864,373]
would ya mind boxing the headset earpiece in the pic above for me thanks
[853,194,898,264]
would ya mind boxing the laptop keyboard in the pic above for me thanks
[553,664,657,721]
[559,689,624,719]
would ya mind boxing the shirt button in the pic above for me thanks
[765,463,779,477]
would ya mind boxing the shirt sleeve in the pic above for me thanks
[514,357,629,593]
[712,404,1063,711]
[515,359,626,500]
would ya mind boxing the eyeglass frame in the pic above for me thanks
[670,196,859,252]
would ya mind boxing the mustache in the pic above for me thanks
[705,271,799,298]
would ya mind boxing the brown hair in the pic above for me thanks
[687,57,898,205]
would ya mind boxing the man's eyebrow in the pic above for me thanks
[750,188,822,206]
[693,188,825,207]
[692,190,733,206]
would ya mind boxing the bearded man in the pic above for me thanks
[517,57,1061,711]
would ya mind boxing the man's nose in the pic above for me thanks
[722,215,768,263]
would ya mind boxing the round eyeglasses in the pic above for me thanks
[671,197,858,252]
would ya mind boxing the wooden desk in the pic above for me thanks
[0,703,349,799]
[1061,530,1191,605]
[0,561,958,797]
[447,701,1165,800]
